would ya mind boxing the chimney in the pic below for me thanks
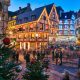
[27,3,30,8]
[26,3,32,11]
[19,7,21,11]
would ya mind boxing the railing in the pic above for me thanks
[16,38,48,42]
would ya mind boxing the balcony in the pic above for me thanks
[30,38,36,41]
[17,38,24,42]
[37,38,43,41]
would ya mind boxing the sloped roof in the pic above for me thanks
[8,11,16,17]
[8,3,64,24]
[60,11,77,19]
[16,3,55,24]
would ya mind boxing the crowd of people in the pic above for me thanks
[11,45,80,80]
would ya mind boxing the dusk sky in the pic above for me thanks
[9,0,80,12]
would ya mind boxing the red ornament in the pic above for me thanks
[3,37,10,45]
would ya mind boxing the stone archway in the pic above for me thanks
[0,2,2,11]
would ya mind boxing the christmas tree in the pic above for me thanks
[0,38,18,80]
[23,60,49,80]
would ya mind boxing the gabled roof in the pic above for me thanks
[9,3,64,24]
[16,3,55,24]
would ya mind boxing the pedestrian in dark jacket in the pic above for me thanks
[59,50,63,65]
[16,50,19,63]
[55,51,59,65]
[25,53,30,64]
[62,71,70,80]
[78,56,80,70]
[52,50,55,61]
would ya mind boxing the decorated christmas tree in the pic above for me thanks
[0,37,18,80]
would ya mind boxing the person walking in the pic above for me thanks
[25,52,30,65]
[78,56,80,70]
[59,49,63,65]
[52,49,55,61]
[62,71,70,80]
[16,49,19,63]
[55,50,59,65]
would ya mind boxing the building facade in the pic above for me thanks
[57,11,77,44]
[7,3,61,50]
[75,10,80,45]
[0,0,10,43]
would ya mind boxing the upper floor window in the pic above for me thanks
[70,30,75,35]
[71,15,75,20]
[24,17,28,22]
[64,25,68,30]
[70,25,75,30]
[70,20,73,24]
[58,30,63,35]
[65,15,67,19]
[53,14,55,19]
[64,30,68,35]
[31,15,36,20]
[59,20,62,24]
[59,25,63,30]
[18,19,22,23]
[64,20,68,24]
[43,16,46,20]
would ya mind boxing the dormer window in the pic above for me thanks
[24,17,28,22]
[65,15,67,18]
[31,15,36,20]
[71,15,75,20]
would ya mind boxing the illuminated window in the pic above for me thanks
[31,15,36,20]
[64,31,68,35]
[59,25,62,30]
[70,30,75,35]
[58,30,63,35]
[64,25,68,30]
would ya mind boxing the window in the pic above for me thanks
[59,25,62,30]
[58,30,63,35]
[18,19,22,23]
[43,16,46,20]
[70,25,75,30]
[31,15,36,20]
[71,15,75,20]
[64,31,68,35]
[64,20,68,24]
[64,25,68,30]
[24,17,28,22]
[53,14,55,19]
[70,30,75,35]
[0,16,1,21]
[65,15,67,18]
[59,20,62,24]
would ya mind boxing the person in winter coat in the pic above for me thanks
[62,71,70,80]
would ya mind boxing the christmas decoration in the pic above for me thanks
[0,44,18,80]
[23,61,49,80]
[3,37,10,45]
